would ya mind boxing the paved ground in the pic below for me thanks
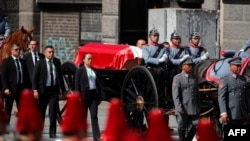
[3,101,180,141]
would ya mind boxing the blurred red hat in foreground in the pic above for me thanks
[0,96,9,135]
[145,108,173,141]
[0,97,9,123]
[121,129,143,141]
[60,91,88,138]
[197,117,220,141]
[101,98,129,141]
[16,89,43,133]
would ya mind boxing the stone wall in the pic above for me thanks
[221,0,250,51]
[102,0,120,43]
[149,8,220,58]
[3,0,250,60]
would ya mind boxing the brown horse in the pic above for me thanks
[0,26,34,70]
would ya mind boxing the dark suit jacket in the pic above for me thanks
[23,52,45,81]
[1,56,31,93]
[32,57,66,95]
[75,66,101,101]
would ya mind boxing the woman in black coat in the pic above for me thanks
[75,53,101,141]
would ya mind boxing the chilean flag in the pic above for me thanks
[74,42,142,70]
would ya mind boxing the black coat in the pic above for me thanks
[75,66,101,101]
[23,52,45,81]
[1,57,31,93]
[32,57,66,95]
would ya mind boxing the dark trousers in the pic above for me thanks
[166,66,180,109]
[4,84,24,123]
[84,90,100,141]
[176,114,199,141]
[39,86,59,135]
[148,67,166,108]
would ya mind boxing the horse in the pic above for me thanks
[0,26,34,71]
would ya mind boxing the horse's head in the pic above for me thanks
[20,26,35,52]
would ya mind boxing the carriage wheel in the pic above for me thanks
[121,66,158,131]
[200,100,223,139]
[58,61,78,124]
[61,61,79,94]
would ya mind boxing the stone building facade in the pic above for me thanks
[0,0,250,62]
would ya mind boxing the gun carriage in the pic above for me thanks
[61,42,250,134]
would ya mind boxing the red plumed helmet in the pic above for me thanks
[121,129,143,141]
[16,89,43,133]
[101,98,129,141]
[60,91,88,134]
[0,97,9,123]
[197,117,220,141]
[145,108,173,141]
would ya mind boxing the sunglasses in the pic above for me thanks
[87,58,93,60]
[13,48,21,51]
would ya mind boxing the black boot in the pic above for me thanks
[178,129,186,141]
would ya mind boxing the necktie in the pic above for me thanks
[16,59,21,84]
[34,52,37,64]
[49,60,54,86]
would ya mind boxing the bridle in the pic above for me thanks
[20,32,32,53]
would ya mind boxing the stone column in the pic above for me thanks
[102,0,120,43]
[202,0,219,10]
[19,0,34,29]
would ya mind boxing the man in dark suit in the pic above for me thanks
[32,45,66,138]
[1,43,31,124]
[23,39,45,82]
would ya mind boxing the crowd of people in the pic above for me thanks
[0,39,102,141]
[0,12,103,140]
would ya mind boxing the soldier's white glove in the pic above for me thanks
[239,49,244,52]
[159,54,168,63]
[180,54,190,62]
[201,52,209,60]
